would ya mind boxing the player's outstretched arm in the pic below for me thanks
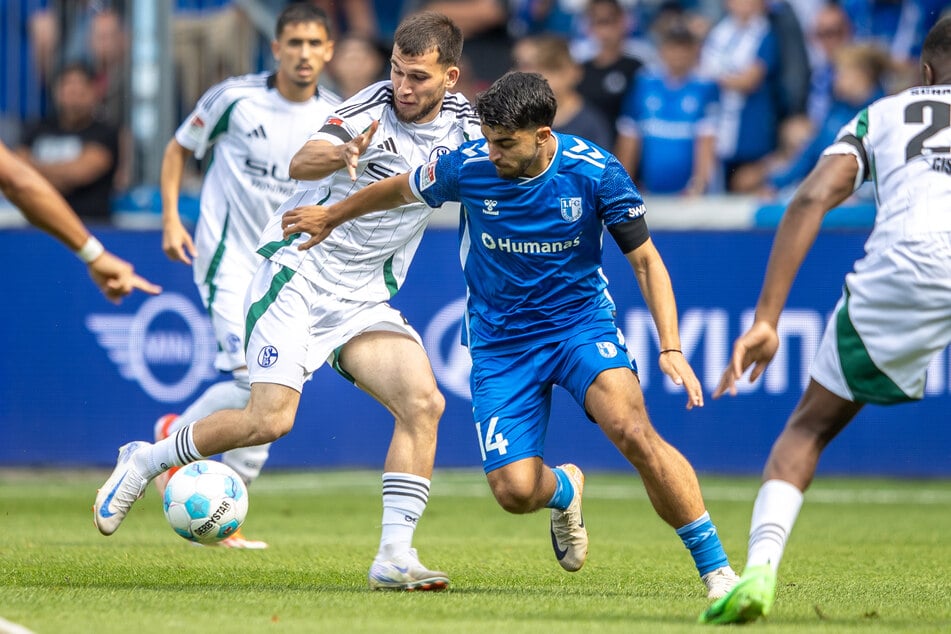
[713,153,858,398]
[289,120,380,182]
[282,171,416,250]
[87,250,163,304]
[625,237,704,410]
[0,140,161,303]
[160,138,197,264]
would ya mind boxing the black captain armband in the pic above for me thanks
[607,215,650,253]
[318,120,352,144]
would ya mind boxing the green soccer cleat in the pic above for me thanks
[698,564,776,625]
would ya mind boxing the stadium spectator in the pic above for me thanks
[173,2,255,120]
[513,34,612,149]
[0,139,158,303]
[765,43,888,195]
[576,0,645,147]
[701,15,951,625]
[17,62,120,224]
[614,21,719,195]
[700,0,781,191]
[767,0,812,118]
[327,34,387,100]
[805,3,854,127]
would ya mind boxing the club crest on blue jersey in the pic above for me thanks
[597,342,618,358]
[257,345,279,367]
[560,197,583,222]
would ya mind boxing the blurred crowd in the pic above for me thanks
[1,0,947,224]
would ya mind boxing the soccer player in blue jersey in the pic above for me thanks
[279,71,740,599]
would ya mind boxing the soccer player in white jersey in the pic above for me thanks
[276,71,741,601]
[699,16,951,625]
[95,12,480,591]
[152,3,339,549]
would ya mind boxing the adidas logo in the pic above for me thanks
[246,125,267,139]
[376,137,397,154]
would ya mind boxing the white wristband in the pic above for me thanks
[75,236,105,263]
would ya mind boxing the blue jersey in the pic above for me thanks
[409,132,647,351]
[617,69,719,193]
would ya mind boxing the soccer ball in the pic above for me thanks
[162,460,249,544]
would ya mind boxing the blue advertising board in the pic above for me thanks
[1,226,947,475]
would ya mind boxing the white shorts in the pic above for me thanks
[244,259,423,392]
[195,248,258,373]
[810,234,951,403]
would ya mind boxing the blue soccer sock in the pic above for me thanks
[675,511,729,577]
[545,466,575,510]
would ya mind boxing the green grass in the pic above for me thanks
[2,470,950,633]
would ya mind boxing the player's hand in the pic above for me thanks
[713,320,780,398]
[162,216,197,265]
[281,204,337,250]
[87,251,162,304]
[659,350,704,410]
[339,120,379,181]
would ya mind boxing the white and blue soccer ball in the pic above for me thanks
[163,460,249,544]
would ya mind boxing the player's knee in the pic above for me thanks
[245,409,294,444]
[488,478,536,514]
[398,386,445,433]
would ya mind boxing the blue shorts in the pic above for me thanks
[470,323,636,473]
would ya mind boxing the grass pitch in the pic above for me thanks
[1,469,949,633]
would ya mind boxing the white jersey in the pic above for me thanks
[258,80,482,301]
[824,84,951,255]
[176,71,341,279]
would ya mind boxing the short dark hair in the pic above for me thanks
[922,16,951,70]
[476,71,556,131]
[393,11,463,66]
[276,2,333,40]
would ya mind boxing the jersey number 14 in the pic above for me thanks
[476,417,509,460]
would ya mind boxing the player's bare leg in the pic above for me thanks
[587,367,737,597]
[94,383,299,536]
[340,330,449,591]
[485,458,588,572]
[701,382,862,623]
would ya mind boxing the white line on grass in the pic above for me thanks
[0,616,35,634]
[251,472,951,505]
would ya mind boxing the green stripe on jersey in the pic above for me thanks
[210,99,242,144]
[258,233,301,258]
[244,265,296,354]
[855,108,869,139]
[835,289,911,404]
[383,255,398,297]
[204,210,231,319]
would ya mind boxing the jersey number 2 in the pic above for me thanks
[476,417,509,461]
[905,100,951,161]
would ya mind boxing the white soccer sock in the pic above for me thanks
[135,426,206,480]
[746,479,805,571]
[171,375,252,431]
[378,472,430,556]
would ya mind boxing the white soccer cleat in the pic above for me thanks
[368,547,449,591]
[93,441,151,535]
[152,414,180,497]
[702,565,741,599]
[549,463,587,572]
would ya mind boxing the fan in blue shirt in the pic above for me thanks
[280,71,739,599]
